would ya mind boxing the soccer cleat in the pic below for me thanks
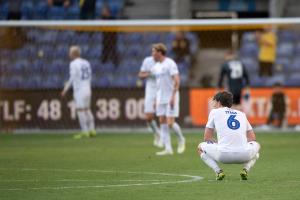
[177,139,186,154]
[156,149,173,156]
[240,168,248,180]
[89,130,97,137]
[73,132,90,139]
[216,170,225,181]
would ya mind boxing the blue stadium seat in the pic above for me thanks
[276,42,294,58]
[47,6,66,20]
[278,31,298,43]
[66,5,80,19]
[275,57,291,73]
[265,74,285,87]
[284,73,300,86]
[250,75,268,87]
[34,1,48,19]
[239,42,258,57]
[241,57,258,73]
[242,32,256,43]
[0,2,8,20]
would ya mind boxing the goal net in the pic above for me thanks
[0,19,300,131]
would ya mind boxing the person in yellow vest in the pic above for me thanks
[256,26,277,77]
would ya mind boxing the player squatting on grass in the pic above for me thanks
[197,91,260,180]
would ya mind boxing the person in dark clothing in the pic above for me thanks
[80,0,96,19]
[7,0,22,20]
[267,82,286,128]
[100,5,119,66]
[218,50,250,110]
[47,0,70,7]
[171,31,190,62]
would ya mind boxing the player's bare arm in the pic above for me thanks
[246,129,256,142]
[170,74,180,108]
[138,71,151,79]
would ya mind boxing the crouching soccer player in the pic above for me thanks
[197,91,260,180]
[61,46,96,139]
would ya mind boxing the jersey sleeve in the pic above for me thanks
[206,109,215,129]
[245,114,253,131]
[69,62,77,83]
[140,58,149,72]
[169,59,179,76]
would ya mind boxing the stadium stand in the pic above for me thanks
[239,30,300,87]
[0,28,198,89]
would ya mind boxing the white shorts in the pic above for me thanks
[156,100,179,118]
[198,141,260,164]
[74,89,91,109]
[144,95,156,113]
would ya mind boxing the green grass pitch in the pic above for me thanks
[0,131,300,200]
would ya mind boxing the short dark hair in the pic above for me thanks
[213,91,233,108]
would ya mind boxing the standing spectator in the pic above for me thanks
[256,26,277,77]
[80,0,96,19]
[47,0,70,7]
[266,82,287,128]
[151,43,186,155]
[101,5,119,66]
[218,50,250,111]
[171,31,190,62]
[7,0,22,20]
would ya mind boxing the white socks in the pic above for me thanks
[200,153,221,173]
[148,120,160,135]
[77,111,88,132]
[244,153,259,172]
[86,110,95,131]
[171,122,185,142]
[77,110,95,132]
[161,123,172,152]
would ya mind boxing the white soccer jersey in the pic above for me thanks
[140,56,157,99]
[206,107,253,152]
[152,57,179,105]
[69,57,92,93]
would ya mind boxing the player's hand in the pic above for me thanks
[169,96,175,109]
[60,91,66,98]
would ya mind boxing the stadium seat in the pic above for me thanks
[239,42,258,57]
[47,6,66,20]
[66,5,80,19]
[276,42,294,58]
[284,73,300,86]
[241,57,258,73]
[241,32,256,43]
[278,31,298,43]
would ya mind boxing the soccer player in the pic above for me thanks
[138,56,162,148]
[218,50,250,111]
[151,43,186,155]
[197,91,260,180]
[61,46,96,139]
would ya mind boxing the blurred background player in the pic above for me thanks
[218,49,250,111]
[266,82,287,129]
[61,46,96,139]
[138,55,162,148]
[197,91,260,180]
[151,43,185,155]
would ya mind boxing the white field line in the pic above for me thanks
[0,168,203,191]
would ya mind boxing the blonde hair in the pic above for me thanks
[152,43,167,55]
[69,45,81,57]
